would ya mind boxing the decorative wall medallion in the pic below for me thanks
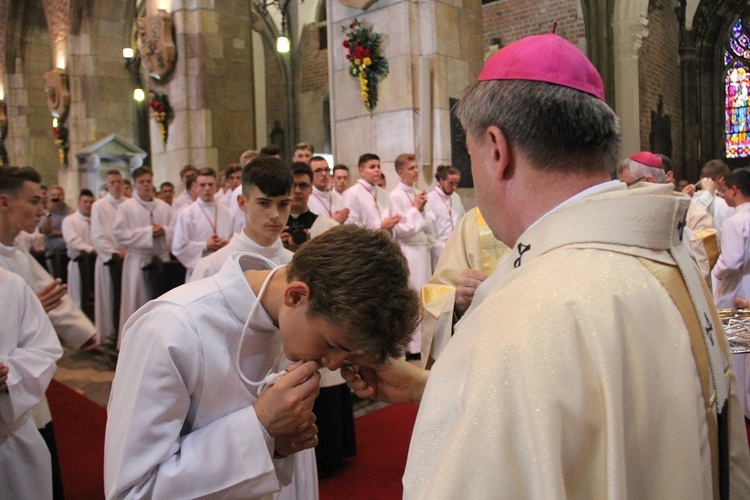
[137,9,176,81]
[336,0,377,10]
[44,68,71,119]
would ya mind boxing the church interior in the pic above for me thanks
[4,0,750,497]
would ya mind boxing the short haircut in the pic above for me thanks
[105,169,122,177]
[185,174,197,190]
[0,166,42,196]
[701,159,730,181]
[294,142,314,154]
[435,164,461,181]
[310,156,327,164]
[79,188,95,199]
[225,163,243,177]
[180,164,198,176]
[260,145,282,157]
[456,80,621,175]
[123,179,132,186]
[333,164,349,174]
[616,157,666,184]
[196,167,217,179]
[394,153,416,172]
[724,168,750,197]
[242,156,293,198]
[657,154,673,173]
[160,181,174,190]
[287,225,420,363]
[132,167,153,181]
[358,153,380,168]
[240,150,259,167]
[291,162,313,182]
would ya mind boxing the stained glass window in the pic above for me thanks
[725,18,750,158]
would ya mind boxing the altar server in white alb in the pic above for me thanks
[389,153,436,355]
[171,164,198,213]
[307,156,349,224]
[172,167,232,280]
[0,268,63,499]
[216,163,243,207]
[191,157,294,281]
[343,153,400,233]
[105,225,419,499]
[343,34,750,498]
[691,159,735,239]
[61,189,96,307]
[91,169,126,345]
[230,150,261,233]
[114,167,174,339]
[427,165,465,268]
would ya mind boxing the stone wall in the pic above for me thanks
[638,0,683,175]
[482,0,586,52]
[299,22,330,153]
[264,40,287,151]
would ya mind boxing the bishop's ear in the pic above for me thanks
[485,125,512,181]
[282,281,310,307]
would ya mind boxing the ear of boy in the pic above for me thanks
[283,282,309,307]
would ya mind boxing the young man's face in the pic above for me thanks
[310,159,330,191]
[292,148,313,164]
[279,300,357,371]
[78,195,95,217]
[1,181,45,235]
[240,185,292,246]
[333,169,349,193]
[159,184,174,204]
[397,160,419,186]
[134,174,153,200]
[105,174,124,199]
[291,173,312,214]
[359,159,381,186]
[123,183,133,197]
[196,175,217,203]
[438,174,460,195]
[227,170,242,190]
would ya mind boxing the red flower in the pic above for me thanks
[346,54,351,60]
[364,48,371,57]
[350,23,355,29]
[343,40,350,48]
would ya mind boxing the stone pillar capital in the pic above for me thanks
[613,16,649,60]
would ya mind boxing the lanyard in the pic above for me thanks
[135,197,154,222]
[400,186,415,207]
[312,192,332,217]
[359,183,381,217]
[197,202,218,235]
[436,190,454,229]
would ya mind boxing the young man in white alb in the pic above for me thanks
[172,167,233,280]
[427,165,465,269]
[332,164,350,195]
[389,153,436,356]
[343,153,400,233]
[307,156,349,224]
[91,169,126,345]
[191,157,294,281]
[61,189,96,307]
[171,164,198,213]
[114,167,174,342]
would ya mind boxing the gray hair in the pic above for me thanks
[455,80,621,174]
[616,158,666,184]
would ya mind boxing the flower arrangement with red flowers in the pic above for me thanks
[51,120,69,164]
[342,18,388,114]
[148,90,174,144]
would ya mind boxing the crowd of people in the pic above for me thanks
[4,32,750,499]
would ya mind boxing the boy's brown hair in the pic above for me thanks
[287,225,419,363]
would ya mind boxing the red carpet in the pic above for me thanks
[320,404,419,500]
[46,379,106,500]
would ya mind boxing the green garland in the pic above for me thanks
[342,19,389,114]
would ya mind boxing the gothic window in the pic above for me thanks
[725,18,750,158]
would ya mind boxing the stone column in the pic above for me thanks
[613,16,649,157]
[149,1,255,184]
[328,0,482,188]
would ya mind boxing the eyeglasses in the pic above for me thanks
[625,176,645,187]
[293,182,312,190]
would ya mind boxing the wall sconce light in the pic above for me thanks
[133,87,145,102]
[276,35,290,53]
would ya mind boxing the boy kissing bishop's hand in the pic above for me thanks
[254,360,321,437]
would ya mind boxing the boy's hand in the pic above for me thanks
[341,358,429,405]
[274,414,319,456]
[36,279,67,312]
[0,362,8,392]
[332,208,350,224]
[254,360,321,437]
[380,214,401,230]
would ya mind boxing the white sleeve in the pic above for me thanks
[114,205,153,250]
[171,210,207,270]
[0,273,62,428]
[105,304,291,499]
[62,216,95,254]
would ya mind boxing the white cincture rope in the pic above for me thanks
[234,264,288,395]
